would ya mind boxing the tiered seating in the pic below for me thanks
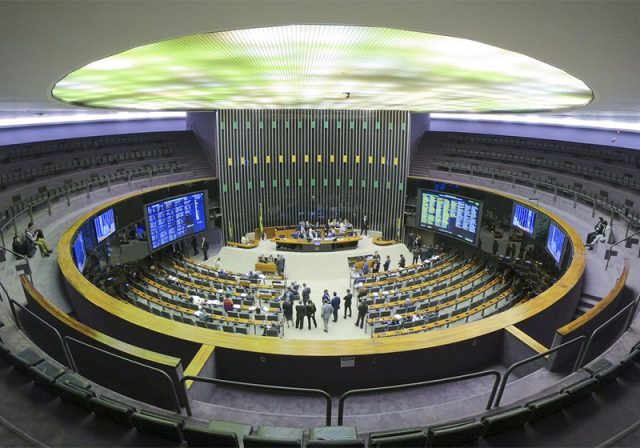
[0,131,207,225]
[411,131,640,228]
[363,255,523,337]
[118,263,284,337]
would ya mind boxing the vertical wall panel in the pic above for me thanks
[217,110,409,242]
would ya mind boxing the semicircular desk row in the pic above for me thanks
[56,177,587,392]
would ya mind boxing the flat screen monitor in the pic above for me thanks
[512,203,536,235]
[546,222,566,264]
[145,191,208,251]
[418,190,482,244]
[72,232,87,273]
[94,208,116,243]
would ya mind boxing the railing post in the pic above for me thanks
[47,198,52,216]
[0,228,4,247]
[66,190,70,206]
[107,177,111,192]
[28,205,34,223]
[86,183,91,199]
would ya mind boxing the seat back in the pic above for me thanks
[183,425,240,448]
[243,435,302,447]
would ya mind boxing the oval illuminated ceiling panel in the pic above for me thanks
[52,25,592,112]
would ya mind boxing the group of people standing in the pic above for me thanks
[280,283,369,333]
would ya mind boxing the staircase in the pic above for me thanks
[574,292,603,317]
[179,132,216,178]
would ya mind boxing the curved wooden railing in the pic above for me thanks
[58,178,586,358]
[557,259,630,337]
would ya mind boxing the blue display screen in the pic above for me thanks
[419,190,481,244]
[94,208,116,243]
[546,222,566,264]
[512,203,536,234]
[73,232,87,273]
[146,191,208,251]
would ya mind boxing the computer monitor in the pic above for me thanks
[511,203,536,235]
[72,232,87,273]
[546,222,566,265]
[94,208,116,243]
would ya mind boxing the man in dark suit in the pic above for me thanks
[343,289,353,318]
[360,214,369,236]
[306,299,317,329]
[301,283,311,305]
[383,255,391,271]
[295,302,306,329]
[190,236,198,256]
[355,298,368,329]
[330,292,341,322]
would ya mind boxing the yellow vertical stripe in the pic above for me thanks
[227,157,233,166]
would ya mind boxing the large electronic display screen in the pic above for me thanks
[546,222,566,264]
[72,232,87,273]
[512,203,537,235]
[94,208,116,243]
[145,191,208,251]
[418,190,481,244]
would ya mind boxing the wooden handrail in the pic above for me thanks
[59,178,586,356]
[20,275,181,367]
[557,259,630,336]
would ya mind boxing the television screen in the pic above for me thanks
[145,191,208,251]
[418,190,482,244]
[546,222,566,264]
[94,208,116,243]
[72,232,87,273]
[512,203,536,234]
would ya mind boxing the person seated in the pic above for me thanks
[587,221,611,250]
[25,222,52,257]
[241,235,248,244]
[12,235,33,257]
[326,229,336,240]
[223,295,234,312]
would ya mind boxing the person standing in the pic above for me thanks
[276,255,285,275]
[322,289,330,303]
[214,257,221,270]
[343,289,353,319]
[362,261,369,275]
[306,299,317,330]
[201,237,209,261]
[360,214,369,236]
[302,283,311,305]
[190,236,199,256]
[295,301,306,329]
[399,254,406,268]
[282,299,293,328]
[331,292,341,322]
[355,298,368,329]
[383,255,391,271]
[372,259,380,273]
[321,299,333,333]
[412,246,420,264]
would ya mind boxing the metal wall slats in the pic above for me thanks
[217,110,409,242]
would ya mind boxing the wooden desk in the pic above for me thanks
[272,235,361,252]
[255,262,278,273]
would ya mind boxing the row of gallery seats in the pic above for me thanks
[410,132,640,229]
[0,131,207,227]
[3,332,639,447]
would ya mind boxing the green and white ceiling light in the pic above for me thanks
[52,25,592,112]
